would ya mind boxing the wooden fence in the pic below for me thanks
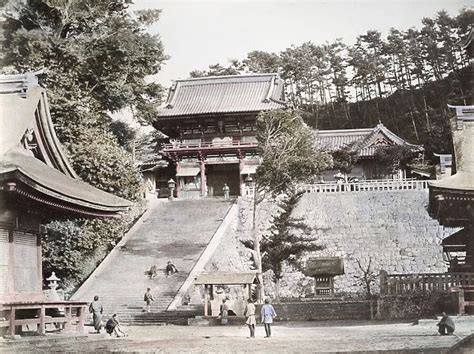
[300,179,431,193]
[0,301,87,336]
[380,271,474,296]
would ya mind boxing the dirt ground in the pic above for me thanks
[2,319,473,353]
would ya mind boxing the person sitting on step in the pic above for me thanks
[165,261,178,277]
[105,314,127,337]
[437,312,455,335]
[148,265,159,279]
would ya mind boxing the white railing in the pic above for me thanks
[300,179,432,193]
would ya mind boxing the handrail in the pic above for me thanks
[2,301,87,336]
[379,271,474,296]
[300,179,432,193]
[162,141,258,150]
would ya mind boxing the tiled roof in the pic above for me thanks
[0,72,132,216]
[194,272,259,285]
[314,123,423,158]
[1,151,132,213]
[156,74,287,118]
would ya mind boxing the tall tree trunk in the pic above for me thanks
[275,277,281,303]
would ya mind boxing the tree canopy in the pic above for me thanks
[256,109,331,197]
[2,0,168,289]
[2,0,168,200]
[189,9,473,161]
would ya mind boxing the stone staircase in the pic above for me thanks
[72,199,233,325]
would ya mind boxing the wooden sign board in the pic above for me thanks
[304,257,344,276]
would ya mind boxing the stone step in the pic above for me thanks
[74,199,233,324]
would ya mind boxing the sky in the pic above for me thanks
[133,0,471,88]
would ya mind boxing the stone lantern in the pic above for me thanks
[46,272,60,291]
[168,178,176,200]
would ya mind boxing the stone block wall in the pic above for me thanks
[295,190,453,295]
[236,190,455,298]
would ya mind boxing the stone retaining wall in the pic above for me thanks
[238,190,455,298]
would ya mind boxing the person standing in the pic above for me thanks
[244,298,256,338]
[437,312,455,335]
[219,298,229,325]
[260,298,277,338]
[222,183,230,200]
[143,288,154,313]
[89,295,103,334]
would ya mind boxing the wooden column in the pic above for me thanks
[248,284,252,300]
[64,305,72,332]
[77,305,85,333]
[38,305,46,335]
[36,234,42,295]
[9,306,15,336]
[239,159,244,196]
[204,284,209,316]
[175,161,180,199]
[200,161,206,197]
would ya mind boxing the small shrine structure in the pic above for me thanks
[154,74,287,198]
[194,272,259,317]
[314,123,423,181]
[0,72,132,336]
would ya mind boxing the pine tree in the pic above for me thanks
[261,190,323,302]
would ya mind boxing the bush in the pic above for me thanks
[42,202,146,293]
[377,292,454,320]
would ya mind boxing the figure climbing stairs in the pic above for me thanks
[72,199,234,325]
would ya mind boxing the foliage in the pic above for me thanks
[189,9,473,156]
[260,190,323,301]
[66,127,143,201]
[109,120,137,151]
[331,144,359,174]
[2,0,168,199]
[374,144,418,174]
[2,0,167,286]
[377,292,451,320]
[256,109,332,197]
[42,218,127,287]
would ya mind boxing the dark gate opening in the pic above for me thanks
[206,163,240,197]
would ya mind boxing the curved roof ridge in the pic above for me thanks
[173,72,279,83]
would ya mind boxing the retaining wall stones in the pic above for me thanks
[238,190,455,298]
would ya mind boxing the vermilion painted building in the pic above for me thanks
[0,73,131,335]
[154,74,287,198]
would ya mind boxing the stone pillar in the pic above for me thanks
[200,160,206,197]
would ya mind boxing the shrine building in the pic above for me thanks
[154,74,287,198]
[0,73,131,335]
[314,123,424,181]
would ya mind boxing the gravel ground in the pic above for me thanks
[2,319,473,353]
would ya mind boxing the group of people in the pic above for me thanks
[88,296,127,337]
[219,297,277,338]
[149,261,178,279]
[90,294,454,340]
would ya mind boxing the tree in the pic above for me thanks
[2,0,167,196]
[374,144,418,175]
[331,144,359,177]
[256,109,332,197]
[2,0,167,286]
[261,190,323,302]
[245,109,331,300]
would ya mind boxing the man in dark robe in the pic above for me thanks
[89,295,103,333]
